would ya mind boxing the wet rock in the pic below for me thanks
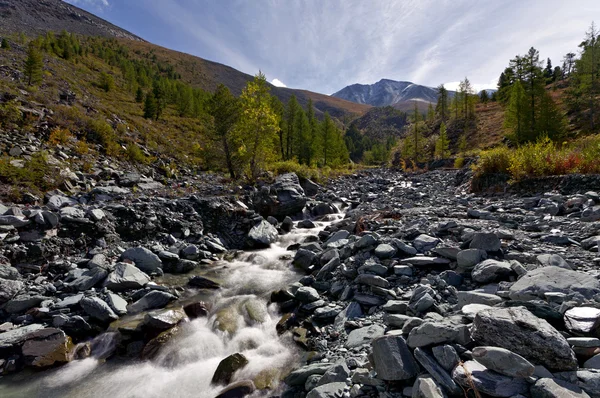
[106,293,128,316]
[80,296,119,322]
[509,267,600,301]
[565,307,600,334]
[253,173,307,219]
[120,247,163,275]
[22,328,73,367]
[188,275,221,289]
[127,291,175,314]
[371,335,419,381]
[452,360,530,397]
[531,378,591,398]
[212,353,249,385]
[295,286,320,303]
[472,307,577,371]
[472,346,535,378]
[284,362,333,386]
[141,326,180,360]
[104,263,151,291]
[144,308,186,331]
[247,219,279,248]
[215,380,256,398]
[183,301,209,318]
[293,249,317,271]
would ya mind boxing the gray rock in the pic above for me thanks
[47,195,77,210]
[383,300,408,314]
[104,263,151,291]
[452,360,530,397]
[385,314,411,329]
[2,294,45,313]
[325,230,349,246]
[247,219,279,248]
[60,206,85,220]
[284,362,333,386]
[0,264,20,280]
[472,307,577,371]
[346,324,385,348]
[400,256,451,267]
[456,291,502,308]
[127,291,175,314]
[295,286,320,303]
[432,345,460,372]
[584,355,600,370]
[0,215,29,227]
[374,243,396,259]
[537,254,572,269]
[509,267,600,301]
[409,285,436,313]
[316,362,350,386]
[456,248,487,270]
[582,206,600,222]
[414,347,461,395]
[472,259,513,283]
[0,324,45,349]
[407,321,470,348]
[470,232,502,252]
[392,239,418,255]
[413,234,440,253]
[106,293,128,316]
[412,375,446,398]
[80,296,118,322]
[353,293,386,306]
[564,307,600,334]
[21,328,72,367]
[306,382,347,398]
[144,308,186,331]
[121,247,163,275]
[69,267,108,291]
[472,346,535,378]
[355,274,389,288]
[0,277,24,305]
[355,234,377,249]
[581,236,600,251]
[371,335,419,380]
[293,249,317,271]
[531,378,591,398]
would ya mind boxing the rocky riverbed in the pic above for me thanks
[1,168,600,398]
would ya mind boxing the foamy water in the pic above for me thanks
[0,217,341,398]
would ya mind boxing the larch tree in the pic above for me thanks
[434,122,450,160]
[207,84,241,178]
[24,42,43,86]
[435,84,449,120]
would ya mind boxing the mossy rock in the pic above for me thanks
[215,306,240,335]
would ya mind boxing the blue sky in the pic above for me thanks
[65,0,599,94]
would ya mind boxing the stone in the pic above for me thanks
[141,326,181,360]
[284,362,333,386]
[144,308,186,331]
[248,220,279,249]
[47,194,78,210]
[104,263,151,291]
[409,285,436,313]
[457,291,502,309]
[3,294,45,313]
[470,232,502,252]
[298,219,316,229]
[383,300,408,313]
[584,354,600,369]
[21,328,73,367]
[565,307,600,334]
[412,375,446,398]
[253,173,307,219]
[0,323,45,349]
[472,346,535,378]
[70,267,108,291]
[581,236,600,251]
[295,286,320,303]
[456,248,487,270]
[413,234,440,253]
[407,321,470,348]
[385,314,411,328]
[316,362,350,386]
[432,345,460,372]
[184,301,209,318]
[188,275,221,289]
[471,259,513,283]
[306,382,347,398]
[537,254,572,269]
[293,249,317,271]
[121,247,163,275]
[215,380,256,398]
[392,239,418,255]
[531,378,591,398]
[569,338,600,348]
[509,267,600,301]
[0,264,20,280]
[471,307,577,371]
[461,303,492,319]
[106,293,128,316]
[346,324,385,348]
[355,274,389,288]
[414,347,461,395]
[212,353,249,385]
[374,243,396,259]
[582,206,600,222]
[452,360,530,397]
[0,215,29,227]
[80,297,119,322]
[400,256,451,267]
[127,291,175,314]
[371,335,419,380]
[355,234,377,249]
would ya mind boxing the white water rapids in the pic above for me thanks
[0,217,341,398]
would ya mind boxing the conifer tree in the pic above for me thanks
[143,93,157,120]
[435,84,449,120]
[427,103,435,122]
[434,122,450,159]
[24,43,43,86]
[207,84,241,178]
[504,80,529,143]
[135,87,144,103]
[1,38,10,50]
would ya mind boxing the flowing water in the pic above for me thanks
[0,216,342,398]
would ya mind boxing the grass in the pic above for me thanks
[268,160,358,183]
[473,135,600,181]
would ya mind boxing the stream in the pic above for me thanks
[0,216,342,398]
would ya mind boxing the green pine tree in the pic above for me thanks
[143,93,157,120]
[24,43,43,86]
[135,87,145,103]
[434,122,450,159]
[207,84,241,178]
[1,38,10,50]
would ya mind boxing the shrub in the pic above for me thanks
[126,144,149,164]
[86,118,120,156]
[454,157,465,169]
[0,151,60,192]
[75,140,90,155]
[473,146,511,176]
[98,72,115,92]
[48,128,73,146]
[0,101,23,129]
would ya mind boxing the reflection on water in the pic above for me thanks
[0,218,339,398]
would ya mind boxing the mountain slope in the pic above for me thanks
[333,79,439,106]
[0,0,142,41]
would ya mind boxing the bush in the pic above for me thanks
[0,101,23,129]
[454,157,465,169]
[98,72,115,92]
[48,128,73,146]
[0,151,60,192]
[126,144,149,164]
[473,146,511,176]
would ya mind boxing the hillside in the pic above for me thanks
[0,0,142,41]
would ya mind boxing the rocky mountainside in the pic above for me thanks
[0,0,142,41]
[332,79,451,111]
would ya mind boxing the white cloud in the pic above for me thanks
[444,78,498,93]
[271,78,287,88]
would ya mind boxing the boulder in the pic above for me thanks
[414,347,461,395]
[120,247,163,275]
[80,297,119,322]
[413,234,440,253]
[144,308,186,331]
[371,335,419,381]
[531,378,591,398]
[212,353,249,385]
[21,328,73,367]
[306,382,347,398]
[253,173,307,219]
[509,267,600,301]
[295,286,320,303]
[284,362,333,386]
[456,248,487,270]
[471,307,577,371]
[316,362,350,386]
[469,232,502,252]
[472,346,535,378]
[0,278,23,305]
[127,291,175,314]
[293,249,317,271]
[407,321,470,348]
[247,220,278,248]
[346,324,385,348]
[452,360,530,397]
[215,380,256,398]
[565,307,600,334]
[103,263,151,291]
[471,259,513,283]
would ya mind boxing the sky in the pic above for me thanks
[64,0,600,95]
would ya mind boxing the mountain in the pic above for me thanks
[0,0,369,120]
[332,79,449,112]
[0,0,143,41]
